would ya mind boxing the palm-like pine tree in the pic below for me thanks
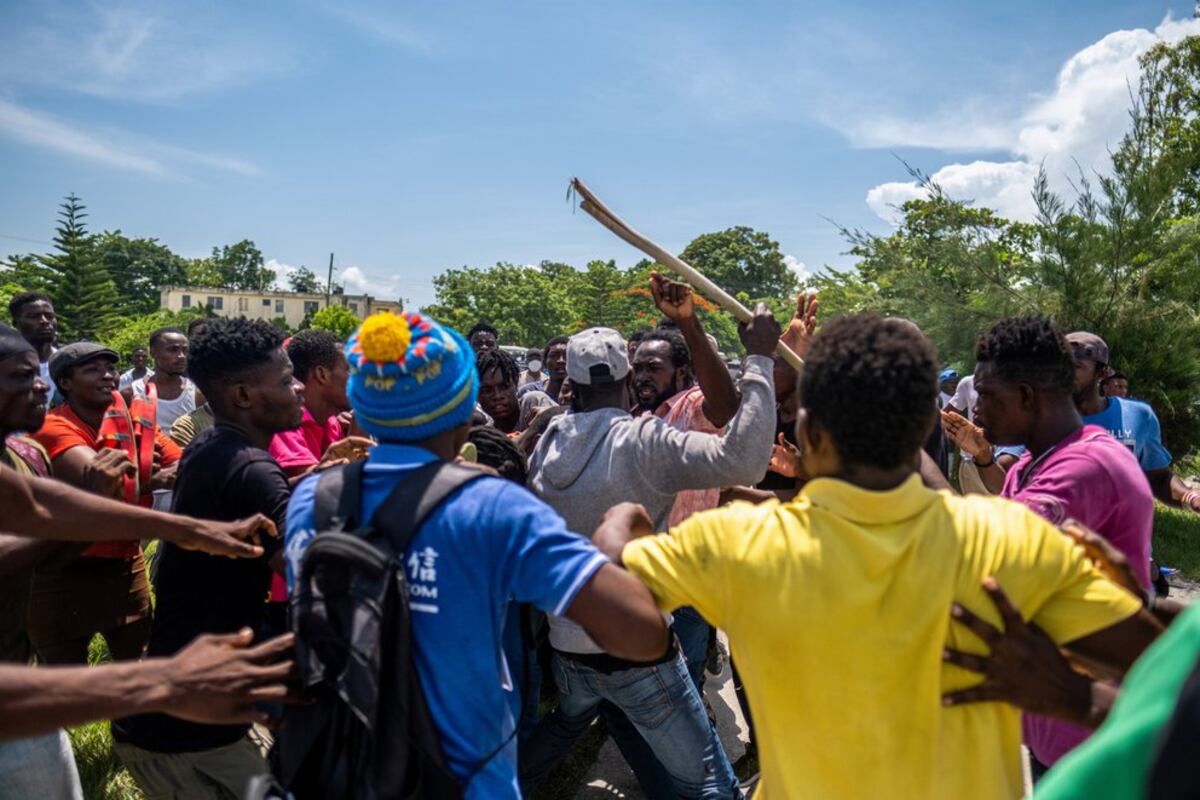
[38,194,119,341]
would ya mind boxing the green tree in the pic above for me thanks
[423,262,577,346]
[1,254,50,294]
[289,266,322,294]
[210,240,274,291]
[93,230,189,315]
[680,226,799,302]
[103,308,211,369]
[37,194,120,341]
[310,304,362,339]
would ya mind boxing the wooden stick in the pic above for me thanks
[569,177,803,371]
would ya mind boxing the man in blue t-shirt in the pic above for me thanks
[1068,331,1199,514]
[284,312,670,799]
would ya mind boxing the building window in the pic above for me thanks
[262,298,271,307]
[181,294,191,308]
[238,297,249,312]
[275,299,284,313]
[349,303,358,314]
[208,296,223,310]
[303,301,320,315]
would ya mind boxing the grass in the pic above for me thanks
[1153,503,1200,581]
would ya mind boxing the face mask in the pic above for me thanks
[527,359,543,373]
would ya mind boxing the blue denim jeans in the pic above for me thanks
[0,730,83,800]
[520,649,738,799]
[603,606,715,798]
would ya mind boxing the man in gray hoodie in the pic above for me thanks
[521,307,779,799]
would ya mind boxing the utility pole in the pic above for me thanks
[325,252,334,307]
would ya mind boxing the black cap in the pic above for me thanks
[49,342,119,386]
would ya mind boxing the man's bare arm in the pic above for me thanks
[648,272,739,426]
[0,463,274,558]
[563,563,671,662]
[0,630,293,742]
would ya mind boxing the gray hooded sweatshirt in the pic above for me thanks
[528,354,776,653]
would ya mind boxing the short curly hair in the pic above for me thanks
[975,315,1074,394]
[640,330,690,368]
[800,314,938,469]
[286,329,343,382]
[476,347,519,388]
[9,292,51,322]
[188,317,286,399]
[469,425,527,484]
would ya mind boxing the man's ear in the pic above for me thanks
[796,408,815,451]
[1018,382,1037,410]
[312,365,329,386]
[231,382,254,410]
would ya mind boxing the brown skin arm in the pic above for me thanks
[649,272,739,427]
[0,463,274,558]
[562,563,670,662]
[0,629,294,742]
[1146,468,1198,511]
[0,533,66,578]
[53,446,135,499]
[976,453,1018,495]
[567,503,672,661]
[720,485,797,504]
[943,578,1156,728]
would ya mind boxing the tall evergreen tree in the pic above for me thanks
[38,194,119,341]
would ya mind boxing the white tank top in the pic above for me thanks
[133,377,198,432]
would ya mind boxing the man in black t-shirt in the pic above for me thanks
[112,318,303,800]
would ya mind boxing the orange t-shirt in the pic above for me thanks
[34,404,182,558]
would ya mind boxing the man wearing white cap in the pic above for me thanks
[523,306,780,799]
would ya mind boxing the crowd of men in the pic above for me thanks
[1,277,1199,800]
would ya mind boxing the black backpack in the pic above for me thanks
[270,460,486,800]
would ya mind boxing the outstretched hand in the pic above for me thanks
[940,409,992,460]
[174,514,277,559]
[161,629,295,727]
[779,291,819,360]
[942,577,1094,725]
[768,433,801,478]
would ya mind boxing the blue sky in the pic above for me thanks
[1,1,1196,308]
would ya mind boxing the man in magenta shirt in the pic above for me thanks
[970,315,1154,779]
[267,330,363,612]
[269,330,352,477]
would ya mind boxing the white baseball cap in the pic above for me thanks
[566,327,630,385]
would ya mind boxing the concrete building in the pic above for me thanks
[159,286,402,329]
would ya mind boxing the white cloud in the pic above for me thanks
[0,0,296,102]
[858,14,1200,223]
[266,259,298,285]
[783,253,810,283]
[339,265,402,301]
[340,266,370,293]
[0,98,261,178]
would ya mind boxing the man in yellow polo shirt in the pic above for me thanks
[592,314,1161,800]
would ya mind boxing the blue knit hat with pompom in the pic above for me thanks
[345,311,478,442]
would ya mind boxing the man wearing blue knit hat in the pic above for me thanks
[283,311,671,799]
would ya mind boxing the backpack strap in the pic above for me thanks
[314,461,367,534]
[367,461,487,551]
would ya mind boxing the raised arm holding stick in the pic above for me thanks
[569,177,804,372]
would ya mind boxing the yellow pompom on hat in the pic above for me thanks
[357,312,412,363]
